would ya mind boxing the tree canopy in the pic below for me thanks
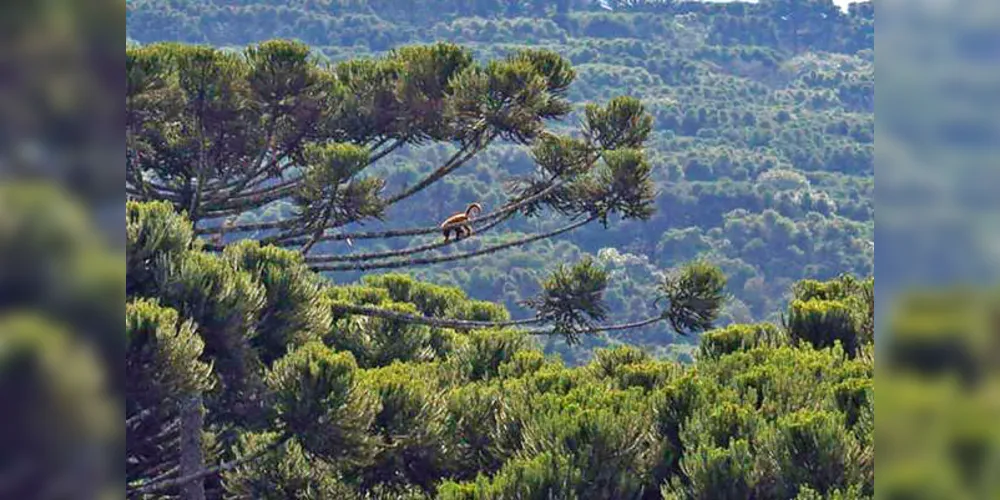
[123,195,874,499]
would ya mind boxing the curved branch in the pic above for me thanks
[331,305,669,339]
[306,209,517,263]
[382,131,494,206]
[331,303,548,330]
[195,156,561,247]
[266,222,431,245]
[125,432,293,497]
[200,115,313,198]
[311,215,595,272]
[301,179,563,263]
[277,177,563,249]
[537,315,665,336]
[212,176,301,210]
[195,137,400,225]
[201,183,298,215]
[367,137,408,166]
[126,179,184,203]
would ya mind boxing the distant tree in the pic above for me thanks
[761,0,844,53]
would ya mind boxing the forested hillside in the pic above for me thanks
[123,1,876,497]
[126,0,874,362]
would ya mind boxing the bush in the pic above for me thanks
[787,299,860,356]
[698,322,785,359]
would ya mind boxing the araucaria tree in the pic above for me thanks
[125,40,731,497]
[126,39,726,338]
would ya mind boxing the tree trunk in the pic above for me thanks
[179,395,206,500]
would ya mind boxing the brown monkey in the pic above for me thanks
[441,203,482,242]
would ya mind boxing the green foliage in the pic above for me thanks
[126,200,196,295]
[127,36,674,374]
[126,298,214,403]
[698,322,785,360]
[224,240,332,364]
[267,342,376,466]
[663,438,758,500]
[832,377,871,429]
[614,360,675,392]
[658,260,728,336]
[328,284,393,309]
[651,328,874,498]
[442,380,657,499]
[451,329,533,382]
[125,298,217,491]
[590,344,652,378]
[295,143,385,225]
[793,274,874,345]
[529,132,593,181]
[521,257,609,342]
[587,344,678,392]
[684,402,760,450]
[441,381,509,480]
[357,362,451,493]
[594,147,657,224]
[764,409,859,497]
[128,37,642,259]
[121,217,873,497]
[155,250,269,420]
[328,300,441,368]
[787,298,861,356]
[651,372,702,482]
[222,431,361,499]
[498,349,549,379]
[584,95,653,150]
[127,201,275,431]
[362,273,509,322]
[438,451,584,500]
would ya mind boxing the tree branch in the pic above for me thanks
[200,115,311,199]
[367,137,407,166]
[543,315,664,335]
[311,215,595,272]
[331,303,548,330]
[382,131,494,206]
[125,409,154,429]
[213,176,301,210]
[276,176,563,250]
[306,209,515,263]
[331,303,670,339]
[125,432,293,497]
[301,179,563,263]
